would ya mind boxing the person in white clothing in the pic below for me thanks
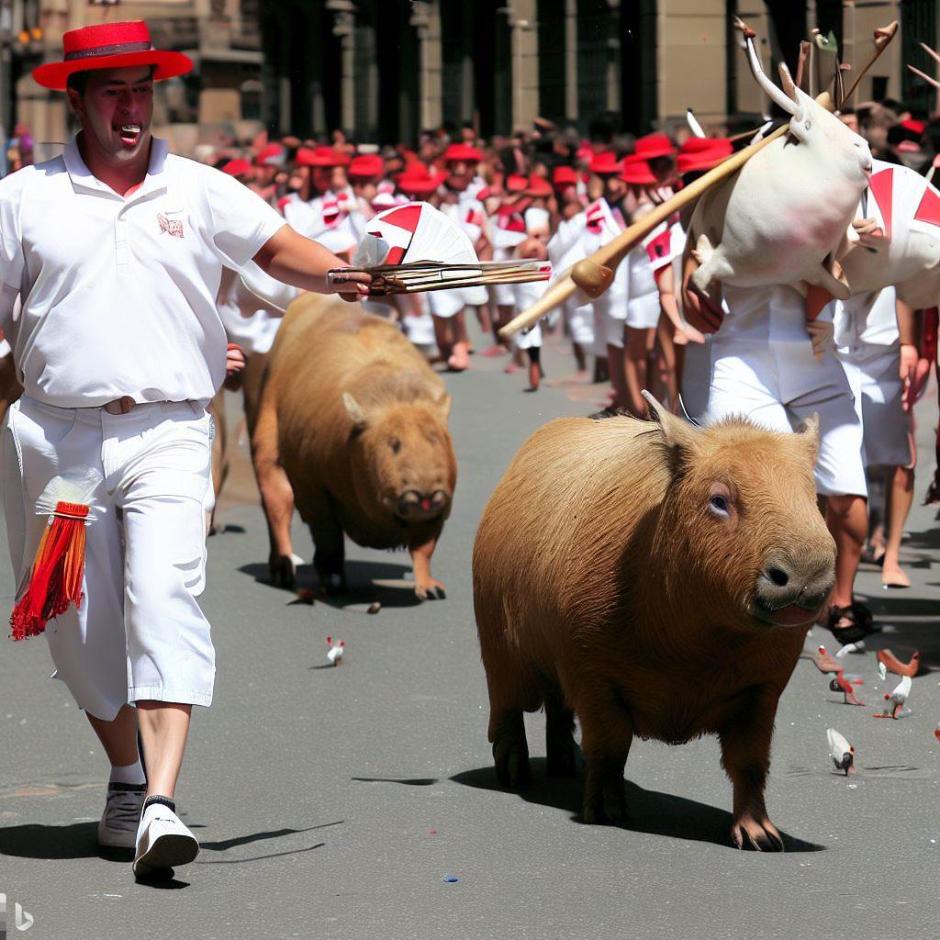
[0,20,370,880]
[835,287,919,588]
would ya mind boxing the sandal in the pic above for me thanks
[826,602,875,644]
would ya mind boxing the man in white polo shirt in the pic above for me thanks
[0,20,369,881]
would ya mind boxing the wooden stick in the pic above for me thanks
[843,21,898,103]
[498,122,790,339]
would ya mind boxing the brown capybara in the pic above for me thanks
[253,294,457,599]
[472,396,835,850]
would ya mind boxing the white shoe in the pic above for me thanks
[133,801,199,878]
[98,783,146,849]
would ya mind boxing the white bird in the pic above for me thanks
[879,675,912,719]
[835,641,865,659]
[877,660,887,681]
[826,728,855,775]
[326,635,346,666]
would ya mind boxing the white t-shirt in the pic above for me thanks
[0,136,286,407]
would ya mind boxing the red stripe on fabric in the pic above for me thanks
[868,168,893,239]
[386,246,406,265]
[382,203,422,234]
[913,186,940,228]
[645,230,671,262]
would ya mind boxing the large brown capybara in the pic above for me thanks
[253,294,457,599]
[472,396,835,850]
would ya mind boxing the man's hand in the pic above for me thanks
[224,342,246,391]
[326,267,374,302]
[899,342,928,412]
[806,319,834,362]
[850,216,887,250]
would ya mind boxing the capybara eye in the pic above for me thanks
[709,494,730,517]
[389,437,401,454]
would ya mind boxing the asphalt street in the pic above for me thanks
[1,325,938,940]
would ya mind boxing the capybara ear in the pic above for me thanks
[641,390,698,454]
[342,392,367,429]
[434,390,452,419]
[796,412,821,464]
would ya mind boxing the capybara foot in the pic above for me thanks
[582,759,627,824]
[731,813,784,852]
[415,576,447,601]
[493,723,531,789]
[317,571,347,596]
[268,554,296,589]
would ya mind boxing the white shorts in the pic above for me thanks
[839,348,914,469]
[705,341,866,497]
[2,397,216,720]
[403,310,436,347]
[427,284,488,319]
[627,293,661,330]
[592,292,627,351]
[565,300,594,346]
[490,282,516,307]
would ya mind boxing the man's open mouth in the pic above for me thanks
[118,124,142,146]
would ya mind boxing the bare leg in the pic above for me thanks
[136,702,192,800]
[826,493,867,609]
[432,315,453,363]
[623,327,651,417]
[87,704,139,767]
[606,343,627,411]
[882,465,914,587]
[448,312,470,371]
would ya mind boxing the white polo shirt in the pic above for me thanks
[0,135,286,407]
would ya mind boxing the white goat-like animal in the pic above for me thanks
[687,19,873,307]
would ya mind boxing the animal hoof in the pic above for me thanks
[731,815,784,852]
[268,555,296,589]
[320,572,346,596]
[583,763,627,824]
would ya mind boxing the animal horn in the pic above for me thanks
[843,21,898,101]
[778,61,803,115]
[499,122,791,339]
[734,17,800,116]
[795,40,811,91]
[908,64,940,91]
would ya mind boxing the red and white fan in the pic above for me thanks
[328,202,551,295]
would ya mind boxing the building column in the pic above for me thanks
[411,0,442,130]
[510,0,539,130]
[328,0,357,133]
[564,0,578,120]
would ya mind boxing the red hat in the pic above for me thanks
[676,137,733,175]
[443,143,483,164]
[525,175,553,198]
[222,158,253,178]
[254,143,285,167]
[589,151,622,176]
[33,20,193,91]
[506,173,528,193]
[619,154,657,186]
[634,132,677,160]
[552,165,579,187]
[396,163,445,197]
[296,146,351,168]
[348,154,385,179]
[899,118,927,137]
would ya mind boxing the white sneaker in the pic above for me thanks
[98,783,146,849]
[133,801,199,878]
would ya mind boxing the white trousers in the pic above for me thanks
[705,340,867,497]
[2,397,215,721]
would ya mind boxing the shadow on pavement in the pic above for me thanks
[238,558,423,610]
[451,761,825,852]
[853,588,940,673]
[0,821,100,859]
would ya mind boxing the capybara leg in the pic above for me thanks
[409,533,446,600]
[307,503,346,594]
[719,691,784,852]
[490,710,531,789]
[251,396,296,588]
[577,690,634,824]
[544,686,577,779]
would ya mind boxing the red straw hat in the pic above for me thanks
[525,175,553,198]
[619,154,657,186]
[348,154,384,179]
[443,143,483,164]
[254,142,285,167]
[222,158,253,178]
[552,165,579,187]
[397,163,444,196]
[677,137,733,175]
[33,20,193,91]
[506,173,528,193]
[634,132,677,160]
[589,151,622,176]
[296,146,351,168]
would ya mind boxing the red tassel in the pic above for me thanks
[10,501,88,641]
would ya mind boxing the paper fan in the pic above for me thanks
[331,201,551,295]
